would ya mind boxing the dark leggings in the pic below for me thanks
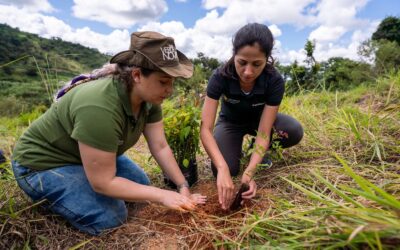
[211,113,303,177]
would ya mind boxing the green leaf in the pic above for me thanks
[179,126,191,142]
[333,153,373,194]
[311,169,365,208]
[68,239,92,250]
[334,153,400,209]
[182,159,189,168]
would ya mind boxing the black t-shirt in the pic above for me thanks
[206,67,285,124]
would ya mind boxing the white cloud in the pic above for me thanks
[313,20,379,61]
[281,20,379,64]
[202,0,231,9]
[306,0,370,47]
[139,21,283,62]
[0,5,130,55]
[277,49,307,65]
[139,21,233,60]
[72,0,168,29]
[0,0,381,65]
[269,24,282,38]
[309,25,347,42]
[306,0,372,62]
[0,0,54,12]
[197,0,316,35]
[314,0,369,27]
[0,1,286,63]
[197,0,374,64]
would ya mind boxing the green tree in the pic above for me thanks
[321,57,372,90]
[174,53,220,96]
[372,16,400,45]
[358,17,400,76]
[277,60,308,95]
[304,40,321,88]
[359,39,400,75]
[174,64,208,96]
[0,23,110,82]
[304,40,317,66]
[191,52,220,79]
[374,40,400,74]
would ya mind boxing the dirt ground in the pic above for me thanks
[1,136,277,249]
[111,180,273,249]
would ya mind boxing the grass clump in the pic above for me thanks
[0,71,399,249]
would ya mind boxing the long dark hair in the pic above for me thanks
[55,64,155,100]
[221,23,276,79]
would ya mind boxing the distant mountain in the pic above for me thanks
[0,23,110,82]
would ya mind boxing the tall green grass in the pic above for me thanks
[221,71,400,249]
[0,71,399,249]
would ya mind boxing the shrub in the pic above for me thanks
[163,97,201,167]
[0,96,28,117]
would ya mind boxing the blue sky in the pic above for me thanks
[0,0,398,64]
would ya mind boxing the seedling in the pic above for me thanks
[229,183,250,210]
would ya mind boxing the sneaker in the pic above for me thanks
[258,156,273,170]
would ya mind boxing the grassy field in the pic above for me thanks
[0,71,399,249]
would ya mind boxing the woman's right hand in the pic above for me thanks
[159,190,197,211]
[217,167,235,210]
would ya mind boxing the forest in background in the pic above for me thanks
[1,17,399,116]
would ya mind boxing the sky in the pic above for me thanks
[0,0,398,64]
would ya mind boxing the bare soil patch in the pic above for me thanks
[113,180,273,249]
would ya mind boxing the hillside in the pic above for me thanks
[0,23,110,82]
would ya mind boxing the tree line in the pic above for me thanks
[277,16,400,94]
[0,16,398,117]
[0,24,110,82]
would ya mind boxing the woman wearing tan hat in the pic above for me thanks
[11,31,206,235]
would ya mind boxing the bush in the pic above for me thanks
[321,57,373,91]
[19,105,47,126]
[163,97,201,167]
[0,96,28,117]
[375,40,400,74]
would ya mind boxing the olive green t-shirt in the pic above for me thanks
[12,77,162,170]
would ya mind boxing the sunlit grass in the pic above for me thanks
[0,71,399,249]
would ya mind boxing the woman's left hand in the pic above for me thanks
[241,173,257,200]
[180,187,207,205]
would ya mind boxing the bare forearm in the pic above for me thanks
[246,136,270,175]
[200,127,229,171]
[245,105,278,176]
[95,176,164,203]
[151,144,186,186]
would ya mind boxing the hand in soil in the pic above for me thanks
[190,193,207,204]
[160,190,196,212]
[229,183,250,210]
[241,173,257,199]
[179,187,207,205]
[217,168,235,210]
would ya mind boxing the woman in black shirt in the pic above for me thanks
[200,23,303,210]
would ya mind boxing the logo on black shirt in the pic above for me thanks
[223,95,240,104]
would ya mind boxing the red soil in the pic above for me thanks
[115,180,273,249]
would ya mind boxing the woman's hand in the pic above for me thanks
[190,193,207,204]
[179,187,207,205]
[159,190,197,211]
[241,173,257,200]
[217,167,235,210]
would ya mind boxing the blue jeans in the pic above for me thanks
[12,155,150,235]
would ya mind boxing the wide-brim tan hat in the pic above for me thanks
[110,31,193,78]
